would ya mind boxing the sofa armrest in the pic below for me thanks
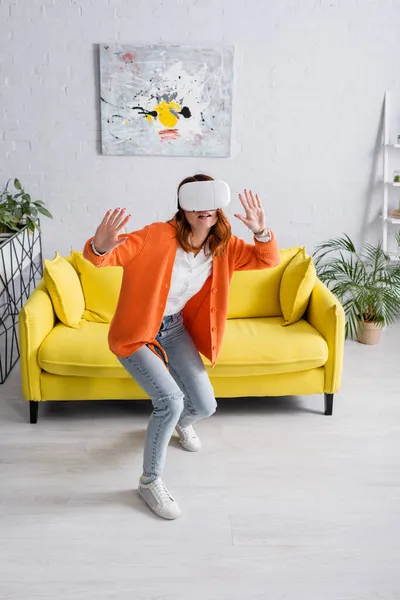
[306,278,345,394]
[19,280,56,401]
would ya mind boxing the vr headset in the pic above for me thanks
[178,180,231,211]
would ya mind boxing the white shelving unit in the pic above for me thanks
[382,91,400,259]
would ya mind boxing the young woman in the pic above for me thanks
[83,174,280,520]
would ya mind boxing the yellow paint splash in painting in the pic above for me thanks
[154,100,181,128]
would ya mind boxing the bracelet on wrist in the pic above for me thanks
[253,227,268,236]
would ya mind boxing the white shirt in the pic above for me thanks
[164,244,213,316]
[91,230,271,316]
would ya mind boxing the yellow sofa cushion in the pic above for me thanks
[44,252,84,328]
[38,320,123,377]
[71,251,123,323]
[227,247,301,318]
[280,248,316,325]
[206,317,327,377]
[38,317,328,379]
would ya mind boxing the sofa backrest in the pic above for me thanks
[227,247,301,318]
[56,246,303,323]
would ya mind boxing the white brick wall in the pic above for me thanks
[2,0,400,257]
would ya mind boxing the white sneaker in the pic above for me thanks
[176,424,202,452]
[138,478,181,520]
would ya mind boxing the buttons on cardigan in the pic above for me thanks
[211,307,217,313]
[212,288,218,293]
[212,327,217,332]
[212,346,216,351]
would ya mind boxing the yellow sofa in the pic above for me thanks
[19,247,345,423]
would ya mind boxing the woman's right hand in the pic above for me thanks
[93,208,131,254]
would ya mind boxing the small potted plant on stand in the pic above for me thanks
[0,178,53,383]
[313,235,400,344]
[0,178,52,237]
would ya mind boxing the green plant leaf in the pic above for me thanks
[14,178,22,190]
[37,206,53,219]
[25,217,40,233]
[314,234,357,263]
[26,219,35,233]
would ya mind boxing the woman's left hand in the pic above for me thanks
[234,189,266,234]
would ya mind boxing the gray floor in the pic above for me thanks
[1,324,400,600]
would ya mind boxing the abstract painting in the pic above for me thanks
[99,44,234,157]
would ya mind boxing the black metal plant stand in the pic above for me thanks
[0,223,43,383]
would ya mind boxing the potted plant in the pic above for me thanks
[313,235,400,344]
[0,178,52,238]
[0,178,52,383]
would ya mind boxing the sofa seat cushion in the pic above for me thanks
[39,317,328,380]
[208,317,328,377]
[39,321,128,378]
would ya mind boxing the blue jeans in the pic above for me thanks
[118,312,217,482]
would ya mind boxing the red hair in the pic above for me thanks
[172,174,231,257]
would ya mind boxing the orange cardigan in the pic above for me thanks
[83,221,280,366]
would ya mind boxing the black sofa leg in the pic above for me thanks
[324,393,334,416]
[30,401,39,424]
